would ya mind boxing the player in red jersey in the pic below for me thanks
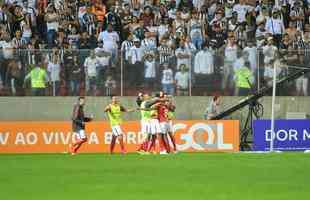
[157,101,171,154]
[165,96,177,152]
[141,94,163,154]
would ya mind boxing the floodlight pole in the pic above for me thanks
[270,63,277,152]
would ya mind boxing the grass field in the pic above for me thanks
[1,153,309,200]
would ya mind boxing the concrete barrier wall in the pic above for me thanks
[0,97,309,121]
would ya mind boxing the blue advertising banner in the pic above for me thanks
[253,120,310,151]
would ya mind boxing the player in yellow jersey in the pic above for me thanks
[104,96,134,154]
[137,93,152,153]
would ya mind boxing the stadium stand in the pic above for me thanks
[0,0,309,96]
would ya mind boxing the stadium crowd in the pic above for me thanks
[0,0,309,96]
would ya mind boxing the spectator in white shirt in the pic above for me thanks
[128,38,145,86]
[143,52,156,89]
[141,31,157,51]
[0,33,14,87]
[175,64,190,96]
[256,22,267,47]
[243,40,258,75]
[98,23,120,65]
[121,34,133,65]
[265,10,285,47]
[84,51,98,96]
[194,42,215,93]
[45,5,59,48]
[47,53,61,96]
[264,53,284,87]
[290,1,305,31]
[105,75,116,96]
[233,0,252,23]
[157,18,169,41]
[161,62,174,95]
[222,33,239,93]
[194,42,214,75]
[95,41,111,92]
[263,37,278,67]
[175,39,191,70]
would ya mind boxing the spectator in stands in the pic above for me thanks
[296,73,309,96]
[256,21,267,47]
[157,18,169,42]
[194,41,215,93]
[222,32,239,93]
[0,32,14,86]
[45,4,59,48]
[161,62,174,96]
[279,33,296,62]
[92,0,106,23]
[194,41,214,75]
[158,37,174,66]
[120,3,132,40]
[175,64,190,96]
[104,74,116,96]
[0,0,308,97]
[98,23,120,65]
[143,51,156,89]
[209,23,226,49]
[128,38,144,86]
[141,31,157,51]
[286,21,298,41]
[105,5,122,34]
[263,37,278,69]
[47,50,61,96]
[233,0,253,24]
[175,39,191,70]
[95,41,111,93]
[140,5,155,27]
[265,9,285,47]
[84,50,98,96]
[188,9,204,50]
[290,1,305,32]
[243,40,258,82]
[66,51,82,96]
[7,59,23,96]
[81,5,97,36]
[264,52,285,87]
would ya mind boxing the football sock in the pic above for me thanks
[119,136,125,152]
[110,135,117,153]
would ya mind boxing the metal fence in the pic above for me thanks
[0,47,308,96]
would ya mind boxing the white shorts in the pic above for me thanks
[160,122,169,134]
[75,130,87,140]
[141,120,151,134]
[112,125,123,136]
[150,119,162,135]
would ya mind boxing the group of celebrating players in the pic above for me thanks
[69,92,177,155]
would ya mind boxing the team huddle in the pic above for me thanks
[69,93,177,155]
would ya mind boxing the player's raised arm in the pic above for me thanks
[120,105,135,112]
[144,97,161,108]
[104,105,111,112]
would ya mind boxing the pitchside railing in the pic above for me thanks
[0,48,308,97]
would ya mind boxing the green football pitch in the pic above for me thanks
[1,153,309,200]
